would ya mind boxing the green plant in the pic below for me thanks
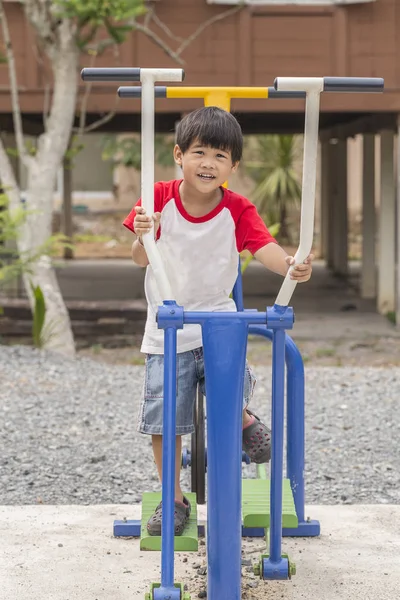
[54,0,146,49]
[315,347,336,358]
[6,139,37,158]
[130,355,145,366]
[0,192,27,287]
[31,282,46,348]
[30,282,59,349]
[0,191,73,315]
[244,135,302,243]
[91,343,103,354]
[74,233,113,243]
[101,134,175,170]
[386,311,396,325]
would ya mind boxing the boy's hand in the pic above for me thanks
[133,206,161,241]
[285,253,314,282]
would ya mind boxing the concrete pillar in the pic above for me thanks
[319,140,330,260]
[326,140,336,269]
[361,134,376,298]
[396,119,400,326]
[332,138,348,276]
[378,130,396,315]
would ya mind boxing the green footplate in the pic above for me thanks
[242,478,298,529]
[145,583,191,600]
[140,492,198,551]
[145,582,191,600]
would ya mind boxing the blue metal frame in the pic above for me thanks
[158,297,297,598]
[153,301,183,600]
[113,261,319,597]
[114,263,319,564]
[233,262,319,538]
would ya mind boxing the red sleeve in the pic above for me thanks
[122,182,164,239]
[236,203,277,254]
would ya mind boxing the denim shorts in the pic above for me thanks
[138,347,256,435]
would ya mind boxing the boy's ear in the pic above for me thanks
[231,161,240,173]
[173,144,183,165]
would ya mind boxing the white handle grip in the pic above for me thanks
[275,87,321,307]
[274,75,384,307]
[140,69,184,300]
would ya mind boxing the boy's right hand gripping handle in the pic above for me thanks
[273,76,384,308]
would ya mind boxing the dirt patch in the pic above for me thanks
[177,537,289,600]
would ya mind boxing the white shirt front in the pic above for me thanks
[123,180,276,354]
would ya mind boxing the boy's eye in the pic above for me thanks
[217,153,227,159]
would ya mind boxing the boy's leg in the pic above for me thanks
[197,351,270,462]
[152,434,184,503]
[241,363,272,464]
[139,350,198,536]
[242,408,253,427]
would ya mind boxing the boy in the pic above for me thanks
[123,106,313,536]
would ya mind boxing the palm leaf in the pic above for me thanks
[243,134,302,240]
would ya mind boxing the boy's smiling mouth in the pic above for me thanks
[198,173,216,181]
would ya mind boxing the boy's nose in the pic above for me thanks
[200,158,214,169]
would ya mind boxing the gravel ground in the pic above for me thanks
[0,345,399,506]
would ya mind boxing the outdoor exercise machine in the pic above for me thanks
[84,77,314,515]
[83,72,315,520]
[81,68,384,600]
[116,82,307,509]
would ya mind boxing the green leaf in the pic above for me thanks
[54,0,147,44]
[104,19,129,44]
[30,282,46,348]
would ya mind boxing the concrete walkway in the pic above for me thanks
[1,504,399,599]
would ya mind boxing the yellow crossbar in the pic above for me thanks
[166,87,269,111]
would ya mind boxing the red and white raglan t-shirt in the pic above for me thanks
[123,179,276,354]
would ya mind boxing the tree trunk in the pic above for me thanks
[26,39,78,356]
[0,22,79,357]
[62,139,74,260]
[24,163,76,355]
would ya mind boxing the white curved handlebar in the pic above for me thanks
[275,78,323,307]
[140,69,184,300]
[274,76,383,307]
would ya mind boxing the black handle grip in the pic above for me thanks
[81,67,141,82]
[323,77,384,92]
[267,88,306,99]
[118,86,304,100]
[118,86,167,98]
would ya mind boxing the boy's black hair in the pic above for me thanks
[176,106,243,163]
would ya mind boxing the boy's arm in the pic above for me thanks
[131,237,149,267]
[254,243,290,276]
[130,207,162,267]
[254,243,314,282]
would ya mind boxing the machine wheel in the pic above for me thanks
[191,387,206,504]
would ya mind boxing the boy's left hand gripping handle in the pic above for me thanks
[81,67,185,82]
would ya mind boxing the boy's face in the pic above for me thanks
[174,140,239,193]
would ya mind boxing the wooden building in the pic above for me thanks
[0,0,399,320]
